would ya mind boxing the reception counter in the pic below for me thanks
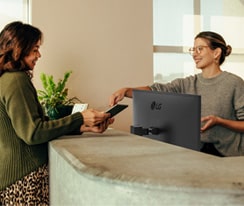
[49,129,244,206]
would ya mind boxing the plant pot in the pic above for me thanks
[47,105,73,120]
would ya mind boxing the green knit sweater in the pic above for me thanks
[0,71,83,190]
[150,71,244,156]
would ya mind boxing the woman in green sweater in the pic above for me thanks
[110,31,244,157]
[0,21,113,205]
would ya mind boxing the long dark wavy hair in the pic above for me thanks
[195,31,232,65]
[0,21,43,77]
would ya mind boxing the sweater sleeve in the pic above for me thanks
[149,75,198,94]
[2,72,84,145]
[232,75,244,120]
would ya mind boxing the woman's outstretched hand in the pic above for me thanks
[109,88,129,106]
[201,115,218,132]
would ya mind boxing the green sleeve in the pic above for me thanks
[3,72,83,145]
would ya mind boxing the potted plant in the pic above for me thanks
[38,71,81,119]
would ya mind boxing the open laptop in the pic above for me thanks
[131,90,201,151]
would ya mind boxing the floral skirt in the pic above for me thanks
[0,164,49,206]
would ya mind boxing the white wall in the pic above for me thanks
[31,0,153,132]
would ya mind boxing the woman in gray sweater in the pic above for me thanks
[110,31,244,157]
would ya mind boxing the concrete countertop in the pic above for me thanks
[49,128,244,205]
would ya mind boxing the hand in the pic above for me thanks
[109,88,128,106]
[81,109,110,127]
[201,115,219,132]
[109,86,150,106]
[80,118,115,133]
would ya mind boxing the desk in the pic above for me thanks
[49,129,244,205]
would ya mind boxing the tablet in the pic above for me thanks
[106,104,128,118]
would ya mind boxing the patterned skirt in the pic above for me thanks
[0,164,49,206]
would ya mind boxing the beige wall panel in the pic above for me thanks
[31,0,153,132]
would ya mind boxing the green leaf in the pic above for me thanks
[37,70,80,117]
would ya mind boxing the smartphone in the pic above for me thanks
[105,104,128,118]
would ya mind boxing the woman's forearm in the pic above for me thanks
[217,116,244,132]
[125,86,151,98]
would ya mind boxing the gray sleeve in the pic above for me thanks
[149,76,196,94]
[233,78,244,120]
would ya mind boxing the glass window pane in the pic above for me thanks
[153,0,244,83]
[201,0,244,54]
[153,0,194,46]
[0,0,29,29]
[153,53,199,83]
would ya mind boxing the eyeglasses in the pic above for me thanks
[188,46,209,55]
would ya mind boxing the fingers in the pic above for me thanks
[109,94,117,106]
[201,115,217,132]
[108,117,115,124]
[80,118,115,133]
[109,88,127,106]
[95,118,114,132]
[109,93,121,106]
[81,109,110,127]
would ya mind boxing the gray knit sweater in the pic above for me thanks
[150,71,244,156]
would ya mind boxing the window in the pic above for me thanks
[153,0,244,83]
[0,0,30,29]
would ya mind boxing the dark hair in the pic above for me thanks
[0,21,43,77]
[195,31,232,65]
